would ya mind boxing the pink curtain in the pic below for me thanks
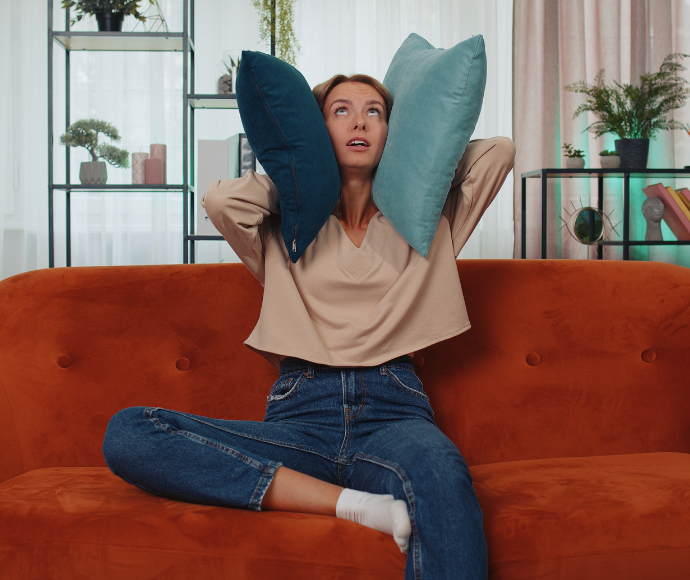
[513,0,690,264]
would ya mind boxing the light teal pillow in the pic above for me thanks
[373,33,487,257]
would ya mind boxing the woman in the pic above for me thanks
[103,73,516,579]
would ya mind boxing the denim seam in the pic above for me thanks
[250,460,281,511]
[349,370,367,420]
[267,372,307,403]
[354,452,422,580]
[149,417,266,471]
[384,368,430,401]
[147,407,336,462]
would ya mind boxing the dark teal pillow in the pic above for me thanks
[235,51,341,263]
[373,33,487,257]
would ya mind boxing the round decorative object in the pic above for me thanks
[572,207,604,244]
[57,354,73,368]
[614,138,649,168]
[79,161,107,184]
[565,157,585,169]
[176,358,191,371]
[526,352,541,366]
[96,11,125,32]
[600,155,621,168]
[641,349,657,363]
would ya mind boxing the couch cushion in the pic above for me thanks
[472,452,690,579]
[0,467,404,579]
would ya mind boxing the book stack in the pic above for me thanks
[641,183,690,241]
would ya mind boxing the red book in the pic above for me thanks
[642,183,690,241]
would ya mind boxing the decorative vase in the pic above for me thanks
[615,138,650,168]
[217,74,233,94]
[565,157,585,169]
[96,11,125,32]
[79,161,107,184]
[600,155,621,168]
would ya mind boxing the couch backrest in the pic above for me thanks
[0,260,689,482]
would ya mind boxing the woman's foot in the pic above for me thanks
[336,488,412,554]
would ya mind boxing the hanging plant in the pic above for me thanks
[252,0,300,66]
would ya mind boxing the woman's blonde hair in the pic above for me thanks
[312,74,393,123]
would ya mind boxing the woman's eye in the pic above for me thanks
[335,108,347,116]
[368,108,381,116]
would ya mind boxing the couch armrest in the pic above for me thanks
[0,375,24,483]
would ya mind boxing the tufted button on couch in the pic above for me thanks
[1,260,690,579]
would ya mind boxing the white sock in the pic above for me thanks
[335,488,411,554]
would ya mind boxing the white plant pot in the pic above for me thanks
[79,161,107,184]
[565,157,585,169]
[600,155,621,168]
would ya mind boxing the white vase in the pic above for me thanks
[600,155,621,168]
[565,157,585,169]
[79,161,107,184]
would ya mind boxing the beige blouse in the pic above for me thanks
[201,138,514,370]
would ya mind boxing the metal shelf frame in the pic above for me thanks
[520,167,690,260]
[48,0,201,267]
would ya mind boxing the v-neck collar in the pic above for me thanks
[321,211,392,280]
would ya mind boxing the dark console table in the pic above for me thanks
[520,168,690,259]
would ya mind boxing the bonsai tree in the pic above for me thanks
[59,118,130,169]
[562,143,584,158]
[61,1,154,26]
[564,52,690,140]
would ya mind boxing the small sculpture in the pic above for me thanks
[642,197,665,241]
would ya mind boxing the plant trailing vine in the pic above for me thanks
[252,0,300,66]
[564,53,690,140]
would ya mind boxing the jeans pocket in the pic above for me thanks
[267,371,307,404]
[384,367,430,401]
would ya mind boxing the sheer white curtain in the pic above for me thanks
[0,0,513,280]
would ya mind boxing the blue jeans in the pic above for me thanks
[103,355,488,579]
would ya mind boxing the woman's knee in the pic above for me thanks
[102,406,149,471]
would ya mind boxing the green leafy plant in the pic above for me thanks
[252,0,300,66]
[599,149,618,156]
[563,143,585,158]
[564,53,690,140]
[61,1,154,26]
[223,56,242,76]
[59,118,130,168]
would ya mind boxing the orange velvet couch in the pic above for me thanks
[1,259,690,579]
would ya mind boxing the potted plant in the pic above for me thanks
[599,149,621,168]
[563,143,585,169]
[61,1,154,32]
[565,52,690,168]
[217,55,242,95]
[59,118,130,184]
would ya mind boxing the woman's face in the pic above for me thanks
[322,82,388,176]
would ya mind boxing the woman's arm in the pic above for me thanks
[441,137,516,257]
[201,170,280,285]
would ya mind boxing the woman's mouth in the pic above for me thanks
[347,139,370,150]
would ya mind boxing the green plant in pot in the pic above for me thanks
[599,149,621,169]
[565,52,690,168]
[252,0,300,66]
[61,1,154,32]
[563,143,585,169]
[60,118,130,185]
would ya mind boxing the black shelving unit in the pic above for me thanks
[520,168,690,260]
[48,0,238,267]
